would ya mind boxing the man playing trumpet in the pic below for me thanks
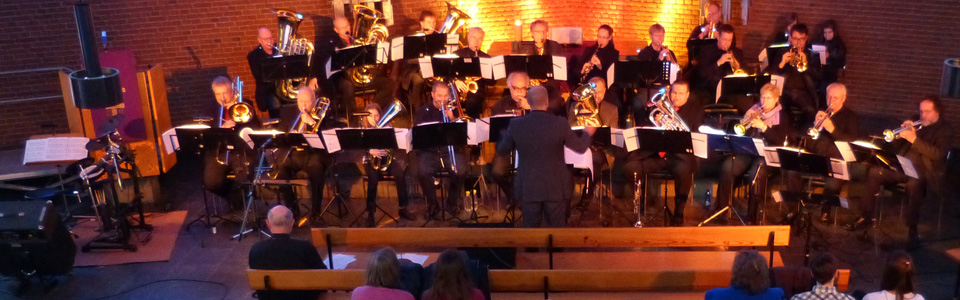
[774,23,821,128]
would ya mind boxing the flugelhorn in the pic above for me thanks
[789,47,808,72]
[882,121,923,143]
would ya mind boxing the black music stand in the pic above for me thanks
[483,115,519,223]
[610,61,672,126]
[501,55,563,82]
[628,128,694,227]
[423,56,483,79]
[687,39,717,65]
[403,34,449,59]
[332,128,402,227]
[412,122,469,224]
[262,54,311,83]
[775,148,837,264]
[328,44,382,126]
[763,45,791,73]
[699,134,762,226]
[177,127,240,233]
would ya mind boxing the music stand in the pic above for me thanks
[332,128,402,227]
[262,55,311,82]
[420,55,483,79]
[490,55,567,81]
[625,128,694,227]
[763,45,790,73]
[403,34,449,59]
[699,134,763,226]
[177,126,238,233]
[687,39,717,65]
[412,122,469,224]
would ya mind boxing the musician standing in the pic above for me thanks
[274,87,329,221]
[359,103,414,225]
[714,84,794,224]
[848,96,952,249]
[454,27,490,120]
[619,80,703,226]
[414,82,468,219]
[247,27,281,119]
[686,1,722,65]
[497,86,594,227]
[690,24,743,104]
[774,23,821,128]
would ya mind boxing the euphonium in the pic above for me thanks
[438,2,472,48]
[882,120,923,143]
[789,47,808,72]
[274,10,315,103]
[734,106,762,136]
[290,96,331,134]
[226,77,255,125]
[648,86,690,131]
[346,5,389,85]
[367,99,406,172]
[572,82,600,127]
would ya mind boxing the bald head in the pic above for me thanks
[257,27,274,51]
[296,87,316,112]
[266,205,294,234]
[527,86,549,110]
[334,16,351,41]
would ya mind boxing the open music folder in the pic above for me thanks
[23,136,90,165]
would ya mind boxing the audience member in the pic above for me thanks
[423,249,485,300]
[705,250,785,300]
[352,247,416,300]
[248,205,325,300]
[791,253,854,300]
[864,251,924,300]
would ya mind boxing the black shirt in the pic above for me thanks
[249,234,326,300]
[636,45,678,63]
[580,40,620,84]
[691,43,743,96]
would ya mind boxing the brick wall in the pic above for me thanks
[1,0,957,150]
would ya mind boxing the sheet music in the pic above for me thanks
[22,137,90,165]
[611,128,625,148]
[325,57,338,78]
[161,128,178,154]
[812,44,827,65]
[669,63,680,84]
[565,146,593,177]
[467,121,481,145]
[897,155,919,179]
[770,74,785,92]
[552,55,567,81]
[772,190,782,203]
[376,43,389,64]
[479,57,494,79]
[753,138,766,157]
[392,128,410,151]
[839,197,849,209]
[491,55,506,80]
[238,127,257,149]
[622,128,639,152]
[758,48,768,70]
[762,147,781,167]
[476,118,491,143]
[322,254,357,270]
[691,132,708,159]
[446,34,458,45]
[830,158,850,181]
[397,253,430,265]
[418,57,433,78]
[321,129,341,153]
[606,63,615,88]
[834,141,856,162]
[304,134,324,149]
[390,36,404,61]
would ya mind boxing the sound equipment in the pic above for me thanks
[0,200,76,277]
[0,201,57,244]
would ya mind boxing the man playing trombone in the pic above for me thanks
[204,76,257,211]
[848,96,952,249]
[414,81,468,219]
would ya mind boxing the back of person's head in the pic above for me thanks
[810,253,838,285]
[424,249,473,300]
[365,247,401,289]
[880,251,916,299]
[527,86,549,110]
[730,250,771,295]
[266,205,294,234]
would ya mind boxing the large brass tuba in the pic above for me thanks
[346,5,389,85]
[648,86,690,131]
[571,82,600,127]
[290,96,331,134]
[438,2,472,48]
[366,99,406,172]
[273,10,315,103]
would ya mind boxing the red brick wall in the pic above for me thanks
[2,0,958,150]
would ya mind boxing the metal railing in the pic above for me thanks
[0,67,75,105]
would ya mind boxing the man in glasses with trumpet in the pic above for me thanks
[774,23,821,128]
[848,96,952,248]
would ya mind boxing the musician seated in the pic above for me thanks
[514,20,566,116]
[491,72,531,116]
[772,23,822,128]
[783,83,859,223]
[848,96,952,249]
[414,81,469,218]
[454,27,491,120]
[359,103,414,225]
[578,25,619,88]
[328,16,395,126]
[247,27,281,119]
[397,10,437,111]
[203,76,257,210]
[715,83,794,224]
[249,205,326,300]
[566,76,619,204]
[689,24,743,104]
[630,24,679,123]
[274,87,329,219]
[618,80,703,226]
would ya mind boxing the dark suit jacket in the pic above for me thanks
[516,40,562,56]
[771,46,822,101]
[690,43,744,96]
[894,121,953,188]
[496,111,591,202]
[454,48,492,119]
[249,234,326,300]
[804,107,859,159]
[247,46,278,110]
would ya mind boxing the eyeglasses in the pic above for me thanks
[510,86,529,92]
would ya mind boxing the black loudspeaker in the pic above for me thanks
[456,223,516,270]
[0,201,76,277]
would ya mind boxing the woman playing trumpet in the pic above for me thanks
[713,83,795,224]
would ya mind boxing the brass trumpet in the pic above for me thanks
[882,121,923,142]
[789,47,808,72]
[734,106,762,136]
[807,104,838,140]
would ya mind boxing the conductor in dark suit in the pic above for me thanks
[249,205,326,300]
[497,86,594,227]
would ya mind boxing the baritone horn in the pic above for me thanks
[882,121,922,143]
[273,10,315,102]
[346,5,389,85]
[648,86,690,131]
[571,82,600,127]
[367,99,406,172]
[438,2,472,48]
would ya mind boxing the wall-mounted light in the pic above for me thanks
[514,20,523,42]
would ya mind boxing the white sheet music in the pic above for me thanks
[321,129,341,153]
[161,128,178,155]
[897,155,919,179]
[622,128,639,152]
[22,137,90,165]
[758,48,768,70]
[418,57,433,78]
[476,118,491,143]
[606,63,615,88]
[238,127,255,149]
[772,190,782,203]
[669,63,680,84]
[491,55,506,80]
[611,128,625,148]
[762,147,781,167]
[565,146,593,177]
[304,134,324,149]
[691,132,708,159]
[394,128,410,151]
[467,121,481,145]
[322,254,357,270]
[834,141,856,162]
[812,44,827,65]
[376,43,389,64]
[770,74,785,92]
[830,158,850,181]
[552,55,567,81]
[325,57,338,78]
[479,57,494,79]
[446,34,458,45]
[397,253,430,265]
[390,36,404,61]
[753,138,766,157]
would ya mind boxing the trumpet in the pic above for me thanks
[807,104,838,140]
[734,106,762,136]
[702,23,717,39]
[648,86,690,131]
[882,121,923,143]
[789,47,808,72]
[728,50,745,75]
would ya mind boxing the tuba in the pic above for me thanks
[572,82,600,127]
[346,5,389,85]
[225,77,256,126]
[438,2,472,48]
[273,10,315,103]
[366,99,406,172]
[648,86,690,131]
[290,96,331,134]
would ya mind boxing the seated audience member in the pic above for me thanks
[706,250,784,300]
[423,249,485,300]
[791,253,854,300]
[248,205,325,300]
[864,251,924,300]
[352,247,416,300]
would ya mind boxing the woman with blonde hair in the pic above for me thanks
[351,247,415,300]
